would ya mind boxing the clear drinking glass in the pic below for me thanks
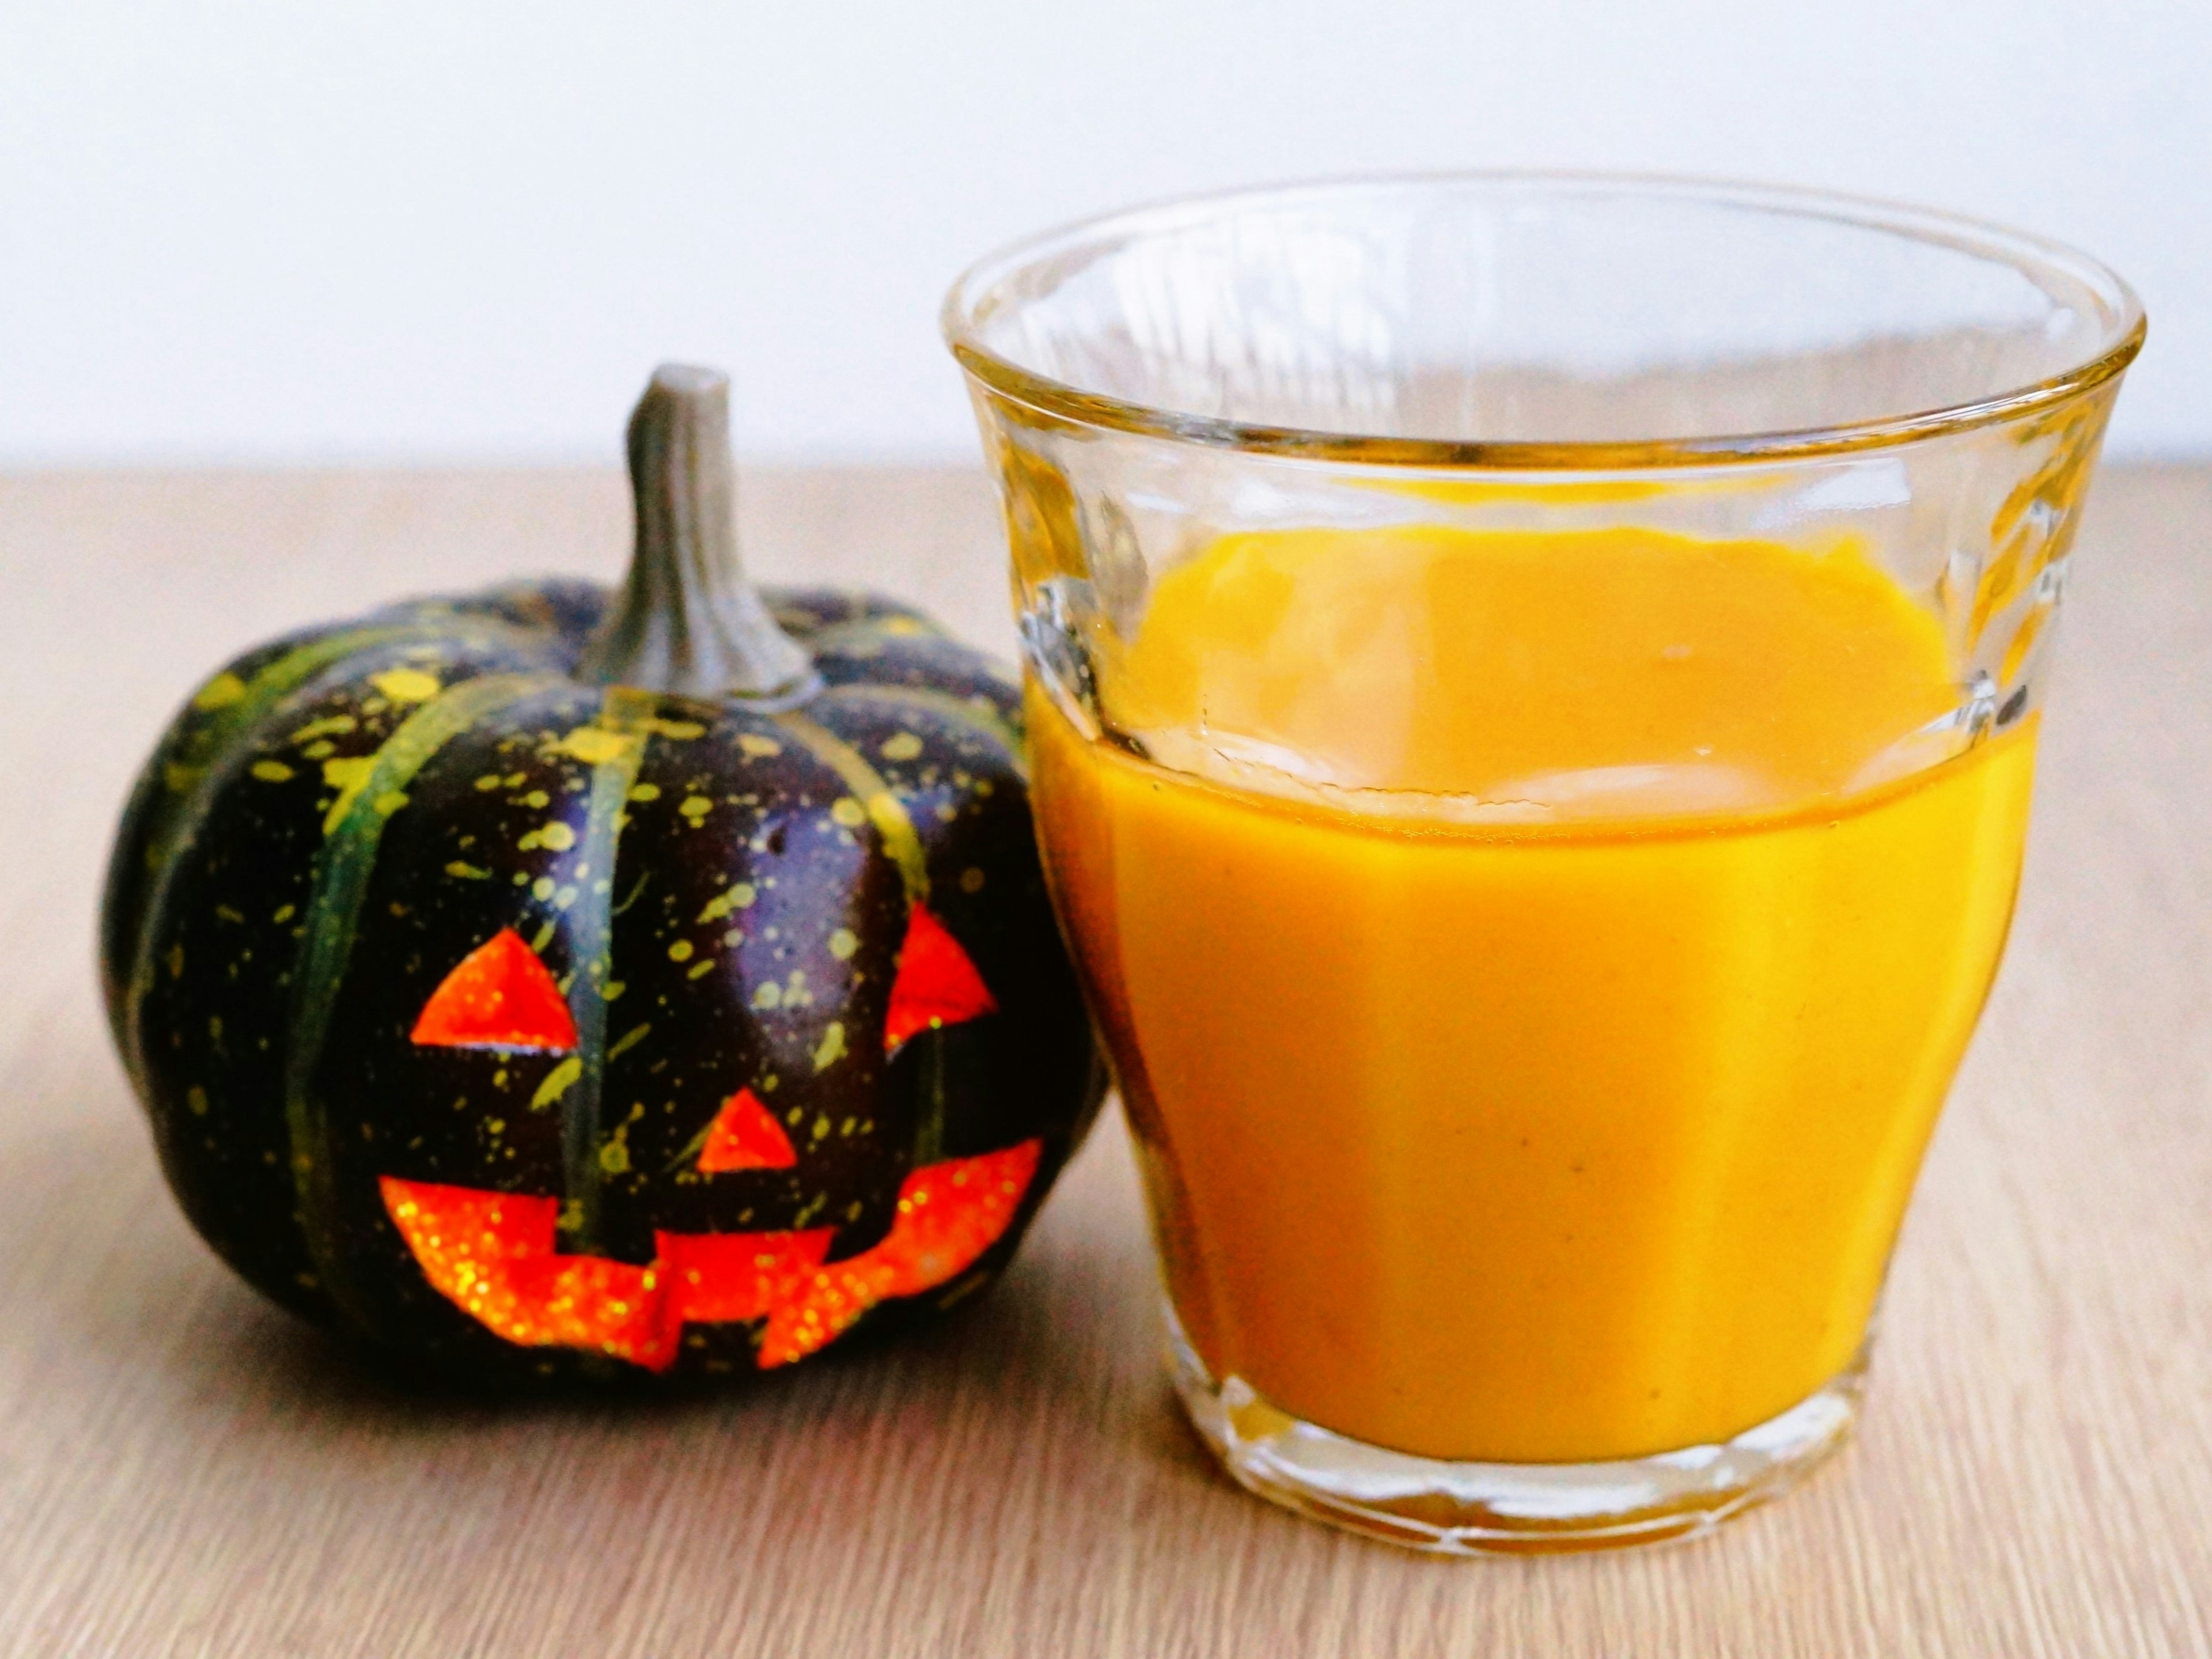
[944,175,2141,1553]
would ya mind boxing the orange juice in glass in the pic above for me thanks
[945,176,2141,1552]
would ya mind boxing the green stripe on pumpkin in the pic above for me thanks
[776,703,971,1168]
[552,687,654,1258]
[150,623,527,868]
[801,616,948,655]
[119,619,539,1084]
[815,682,1028,779]
[282,671,557,1327]
[772,710,930,904]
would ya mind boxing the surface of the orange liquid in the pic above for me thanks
[1031,524,2036,1464]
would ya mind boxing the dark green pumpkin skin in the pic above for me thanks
[102,579,1102,1384]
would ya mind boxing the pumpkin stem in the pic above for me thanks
[579,365,819,703]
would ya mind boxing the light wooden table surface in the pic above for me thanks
[0,463,2206,1658]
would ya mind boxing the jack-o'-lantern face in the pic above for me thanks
[384,907,1037,1372]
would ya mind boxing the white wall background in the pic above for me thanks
[3,1,2206,465]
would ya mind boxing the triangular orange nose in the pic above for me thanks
[698,1086,798,1173]
[882,903,998,1052]
[411,928,579,1051]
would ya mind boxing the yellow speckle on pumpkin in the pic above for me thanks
[687,960,714,980]
[475,774,502,791]
[539,822,576,851]
[192,672,247,711]
[271,904,294,924]
[445,861,490,880]
[830,797,866,829]
[531,1056,582,1110]
[698,884,756,923]
[668,939,695,962]
[880,732,923,762]
[532,876,555,901]
[250,760,294,783]
[319,755,377,830]
[812,1021,848,1071]
[187,1086,209,1116]
[370,667,441,703]
[828,927,858,960]
[372,790,409,816]
[737,733,782,759]
[628,782,661,802]
[554,726,635,765]
[753,982,782,1011]
[679,796,713,823]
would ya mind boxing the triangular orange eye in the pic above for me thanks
[882,903,997,1052]
[698,1086,798,1173]
[411,928,579,1051]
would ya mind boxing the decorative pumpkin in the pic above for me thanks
[101,366,1102,1383]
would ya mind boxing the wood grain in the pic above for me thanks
[0,463,2205,1658]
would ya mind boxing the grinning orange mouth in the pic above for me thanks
[380,1139,1041,1371]
[387,899,1031,1369]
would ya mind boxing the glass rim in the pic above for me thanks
[942,170,2146,471]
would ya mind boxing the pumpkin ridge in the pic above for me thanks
[113,620,548,1089]
[770,710,930,904]
[111,624,416,1060]
[552,688,654,1263]
[282,671,559,1328]
[146,628,427,854]
[138,621,542,895]
[813,683,1029,779]
[799,616,949,654]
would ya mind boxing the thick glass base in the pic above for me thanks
[1168,1308,1865,1555]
